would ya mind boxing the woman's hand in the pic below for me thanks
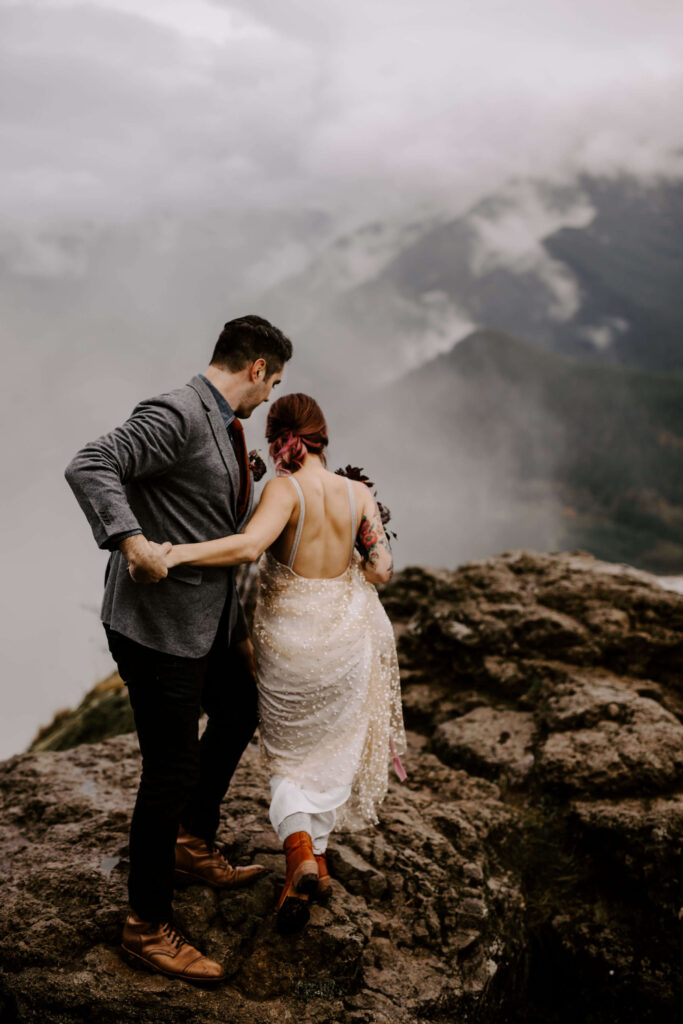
[120,536,171,584]
[147,540,179,569]
[164,546,180,569]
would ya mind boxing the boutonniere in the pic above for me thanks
[248,449,267,481]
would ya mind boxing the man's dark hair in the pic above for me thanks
[211,315,293,377]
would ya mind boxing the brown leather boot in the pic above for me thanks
[276,831,318,934]
[314,853,332,902]
[120,912,225,984]
[174,825,266,889]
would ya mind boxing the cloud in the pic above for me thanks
[0,0,682,280]
[1,0,682,759]
[0,0,320,275]
[468,180,596,320]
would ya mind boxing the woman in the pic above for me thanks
[163,393,406,932]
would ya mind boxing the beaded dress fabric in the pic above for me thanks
[252,476,406,833]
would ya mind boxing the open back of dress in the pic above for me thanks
[284,474,357,578]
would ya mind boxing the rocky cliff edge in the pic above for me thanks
[2,550,683,1024]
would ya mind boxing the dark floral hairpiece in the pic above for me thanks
[248,449,267,482]
[334,465,396,541]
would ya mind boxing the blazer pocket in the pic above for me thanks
[167,565,203,586]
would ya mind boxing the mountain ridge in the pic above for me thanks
[254,172,683,395]
[331,327,683,574]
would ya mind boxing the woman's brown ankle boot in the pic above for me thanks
[276,831,319,934]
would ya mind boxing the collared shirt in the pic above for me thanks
[199,373,236,434]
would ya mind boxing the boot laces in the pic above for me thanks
[207,841,230,867]
[160,921,187,950]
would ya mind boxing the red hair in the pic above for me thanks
[266,393,328,476]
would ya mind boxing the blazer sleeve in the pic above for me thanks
[64,394,190,550]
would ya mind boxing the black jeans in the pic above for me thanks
[104,601,258,923]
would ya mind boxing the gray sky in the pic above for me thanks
[1,0,682,759]
[2,0,683,281]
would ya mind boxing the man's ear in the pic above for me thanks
[250,358,267,382]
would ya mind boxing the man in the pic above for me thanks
[65,315,293,983]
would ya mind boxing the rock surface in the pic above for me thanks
[0,734,521,1024]
[29,672,134,753]
[3,548,683,1023]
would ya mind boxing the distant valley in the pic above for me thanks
[334,328,683,574]
[252,172,683,574]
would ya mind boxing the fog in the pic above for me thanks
[1,0,682,757]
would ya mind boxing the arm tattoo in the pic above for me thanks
[358,514,379,562]
[357,510,394,578]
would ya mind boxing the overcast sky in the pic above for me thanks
[1,0,682,759]
[2,0,683,282]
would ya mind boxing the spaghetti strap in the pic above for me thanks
[286,476,306,569]
[344,477,357,565]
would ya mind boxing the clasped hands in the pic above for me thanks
[119,534,256,676]
[119,534,179,584]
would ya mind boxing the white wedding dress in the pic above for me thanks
[252,475,406,850]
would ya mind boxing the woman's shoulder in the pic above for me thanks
[320,472,372,505]
[349,479,374,509]
[260,475,298,503]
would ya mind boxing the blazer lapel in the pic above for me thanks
[187,375,241,505]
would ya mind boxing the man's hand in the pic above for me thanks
[237,637,257,679]
[120,535,172,584]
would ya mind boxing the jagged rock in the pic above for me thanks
[4,549,683,1023]
[29,672,132,752]
[382,550,683,1020]
[0,732,523,1024]
[433,707,537,786]
[537,686,683,796]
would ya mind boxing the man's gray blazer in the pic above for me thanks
[65,374,254,657]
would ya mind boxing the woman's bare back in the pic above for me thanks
[166,454,393,584]
[269,467,361,579]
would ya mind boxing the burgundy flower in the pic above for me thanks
[335,465,375,490]
[248,449,267,482]
[377,500,392,527]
